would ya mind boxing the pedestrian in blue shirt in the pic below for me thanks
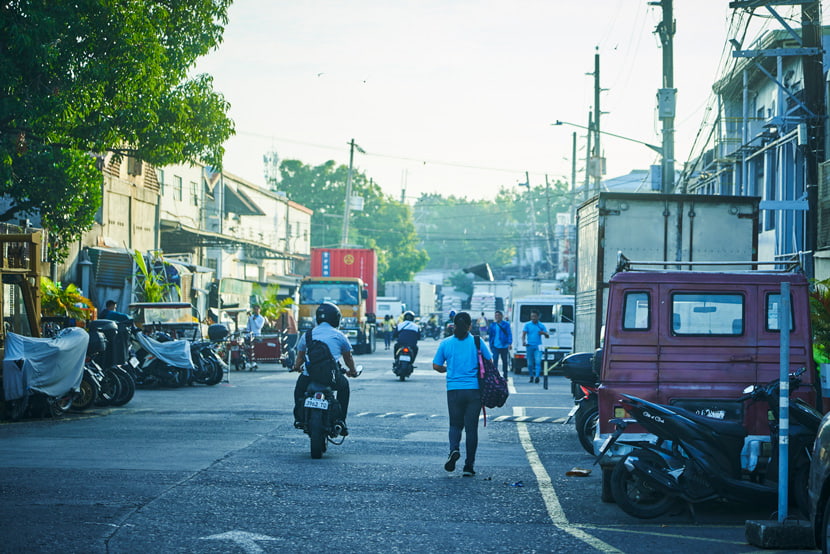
[522,309,549,383]
[487,310,512,381]
[433,311,493,477]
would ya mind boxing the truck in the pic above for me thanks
[575,192,760,354]
[375,296,404,320]
[298,248,377,354]
[384,281,436,318]
[510,294,575,373]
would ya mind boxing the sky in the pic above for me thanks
[194,1,812,203]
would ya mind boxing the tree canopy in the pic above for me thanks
[0,1,235,260]
[274,159,428,284]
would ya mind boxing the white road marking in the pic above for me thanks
[515,406,621,553]
[201,531,278,553]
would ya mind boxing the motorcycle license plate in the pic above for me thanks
[399,355,411,362]
[567,404,580,418]
[129,356,140,368]
[304,397,329,410]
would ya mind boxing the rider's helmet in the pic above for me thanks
[403,311,415,321]
[316,301,341,328]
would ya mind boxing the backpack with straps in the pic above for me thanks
[474,336,509,411]
[304,329,338,387]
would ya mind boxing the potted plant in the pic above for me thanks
[40,277,96,326]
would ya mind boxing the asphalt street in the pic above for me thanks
[0,338,817,553]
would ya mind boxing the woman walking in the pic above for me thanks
[382,315,394,350]
[432,311,493,477]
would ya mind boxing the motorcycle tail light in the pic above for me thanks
[314,392,325,400]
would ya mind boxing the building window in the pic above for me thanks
[157,169,165,194]
[174,176,183,202]
[206,258,217,272]
[191,181,199,206]
[127,156,143,176]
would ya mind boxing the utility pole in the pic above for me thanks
[571,131,577,219]
[653,0,676,193]
[544,174,556,275]
[592,49,603,195]
[340,138,364,247]
[802,0,823,276]
[525,171,538,278]
[584,112,593,202]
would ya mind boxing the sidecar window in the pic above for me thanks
[671,293,744,336]
[622,291,649,330]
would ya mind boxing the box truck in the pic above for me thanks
[575,192,759,354]
[384,281,436,317]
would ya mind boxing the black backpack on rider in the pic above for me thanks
[304,329,338,387]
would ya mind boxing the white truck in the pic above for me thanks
[385,281,436,317]
[574,192,760,354]
[510,294,575,373]
[375,296,404,321]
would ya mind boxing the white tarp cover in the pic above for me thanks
[136,332,194,369]
[3,328,87,400]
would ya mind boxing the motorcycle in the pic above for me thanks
[299,365,362,459]
[597,369,821,519]
[229,330,257,371]
[86,319,136,407]
[558,350,601,455]
[393,345,416,381]
[128,326,195,387]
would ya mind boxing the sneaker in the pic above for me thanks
[462,466,476,477]
[444,450,461,472]
[528,377,534,383]
[293,420,305,430]
[535,377,540,383]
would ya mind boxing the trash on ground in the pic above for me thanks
[565,467,591,477]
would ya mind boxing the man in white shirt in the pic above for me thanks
[245,304,266,336]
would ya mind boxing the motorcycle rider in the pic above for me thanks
[394,311,421,363]
[292,302,359,435]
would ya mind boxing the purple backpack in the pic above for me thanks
[474,336,509,422]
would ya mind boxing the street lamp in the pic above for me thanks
[552,120,663,155]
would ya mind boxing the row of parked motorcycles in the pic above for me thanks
[559,350,822,519]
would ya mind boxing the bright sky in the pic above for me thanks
[195,1,809,202]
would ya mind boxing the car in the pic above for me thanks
[810,411,830,552]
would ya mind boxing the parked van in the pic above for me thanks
[595,258,819,485]
[511,295,575,373]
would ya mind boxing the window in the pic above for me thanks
[623,292,650,330]
[174,176,183,202]
[157,169,165,194]
[766,293,795,332]
[518,305,555,323]
[561,304,574,324]
[671,293,744,336]
[190,181,199,206]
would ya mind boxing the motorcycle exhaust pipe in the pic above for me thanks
[624,455,683,494]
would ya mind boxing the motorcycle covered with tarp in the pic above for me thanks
[2,327,87,419]
[131,330,195,387]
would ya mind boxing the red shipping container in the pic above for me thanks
[310,248,377,313]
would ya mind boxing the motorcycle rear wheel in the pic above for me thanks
[111,367,135,406]
[309,410,325,459]
[205,357,224,386]
[96,370,121,406]
[610,450,680,519]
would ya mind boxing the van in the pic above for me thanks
[510,295,575,373]
[595,260,819,480]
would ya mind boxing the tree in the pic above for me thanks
[0,2,235,261]
[276,159,428,283]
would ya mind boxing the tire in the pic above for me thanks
[110,367,135,407]
[610,450,679,519]
[53,392,75,414]
[96,369,121,406]
[309,410,325,459]
[601,467,615,503]
[71,373,99,411]
[205,357,223,386]
[791,462,811,520]
[399,374,406,381]
[574,398,599,455]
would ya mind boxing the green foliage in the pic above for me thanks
[448,271,474,297]
[252,283,294,324]
[132,250,180,303]
[40,276,94,320]
[276,159,428,283]
[414,180,573,275]
[811,278,830,359]
[0,1,235,262]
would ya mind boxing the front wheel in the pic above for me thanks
[309,410,325,459]
[574,397,599,455]
[71,373,99,411]
[610,450,680,519]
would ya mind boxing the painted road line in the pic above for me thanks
[515,406,621,553]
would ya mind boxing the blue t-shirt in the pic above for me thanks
[488,320,512,349]
[433,334,492,391]
[296,322,352,376]
[523,320,548,346]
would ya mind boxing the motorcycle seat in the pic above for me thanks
[670,404,747,437]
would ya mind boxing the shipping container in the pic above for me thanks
[311,247,377,313]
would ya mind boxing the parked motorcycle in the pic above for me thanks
[229,330,257,371]
[86,319,136,407]
[298,365,362,459]
[558,350,601,454]
[128,326,195,387]
[598,369,821,519]
[189,336,225,386]
[393,345,415,381]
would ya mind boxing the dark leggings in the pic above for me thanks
[447,388,481,469]
[492,347,510,377]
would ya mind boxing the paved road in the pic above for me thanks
[0,338,816,552]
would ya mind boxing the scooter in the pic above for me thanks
[393,344,416,381]
[229,330,257,371]
[128,327,195,387]
[558,350,600,455]
[299,365,362,459]
[597,369,821,519]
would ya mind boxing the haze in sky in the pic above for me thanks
[195,1,806,202]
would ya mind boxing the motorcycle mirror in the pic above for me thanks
[742,384,756,394]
